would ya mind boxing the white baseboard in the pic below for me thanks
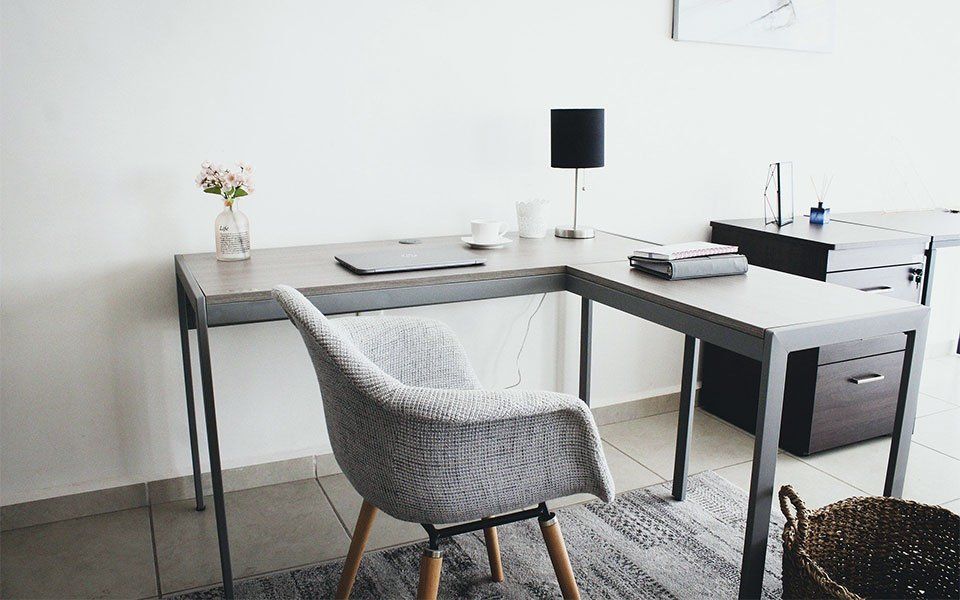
[1,391,677,531]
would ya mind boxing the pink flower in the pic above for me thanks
[223,171,239,187]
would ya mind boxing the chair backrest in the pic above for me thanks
[272,285,402,502]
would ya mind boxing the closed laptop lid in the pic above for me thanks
[335,246,486,274]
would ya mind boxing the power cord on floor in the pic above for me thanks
[505,293,547,389]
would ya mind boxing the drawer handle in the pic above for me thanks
[849,373,885,385]
[859,286,893,294]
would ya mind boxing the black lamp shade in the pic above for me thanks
[551,108,604,169]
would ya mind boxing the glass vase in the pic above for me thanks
[215,202,250,261]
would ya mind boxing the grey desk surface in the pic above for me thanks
[831,209,960,245]
[177,230,922,341]
[568,261,920,339]
[178,231,643,304]
[710,217,928,250]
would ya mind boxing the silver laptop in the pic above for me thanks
[335,245,486,274]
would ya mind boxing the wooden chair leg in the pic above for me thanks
[416,548,443,600]
[539,514,581,600]
[335,500,378,600]
[483,525,504,582]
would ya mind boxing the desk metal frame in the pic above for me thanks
[176,258,928,599]
[920,239,960,354]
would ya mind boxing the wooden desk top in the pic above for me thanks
[567,261,921,339]
[831,209,960,245]
[711,217,927,250]
[178,231,641,304]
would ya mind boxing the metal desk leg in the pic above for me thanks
[195,298,235,598]
[176,279,205,511]
[920,247,936,306]
[918,247,955,356]
[884,317,928,497]
[579,298,593,405]
[738,334,788,600]
[672,336,700,501]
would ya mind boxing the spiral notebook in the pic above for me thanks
[632,242,738,261]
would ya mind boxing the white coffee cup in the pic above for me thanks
[470,219,507,244]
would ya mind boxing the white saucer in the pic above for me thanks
[461,236,513,249]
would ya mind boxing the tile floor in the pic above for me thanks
[2,355,958,599]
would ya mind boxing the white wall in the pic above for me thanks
[2,0,958,505]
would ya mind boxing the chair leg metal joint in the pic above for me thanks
[538,512,558,527]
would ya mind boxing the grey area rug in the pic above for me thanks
[173,472,784,599]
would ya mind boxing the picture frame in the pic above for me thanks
[764,161,794,227]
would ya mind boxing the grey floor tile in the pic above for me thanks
[916,392,956,418]
[920,355,960,405]
[600,409,754,480]
[603,441,665,493]
[913,408,960,460]
[318,473,426,551]
[548,493,596,509]
[716,454,863,510]
[152,479,350,595]
[798,438,960,505]
[0,508,157,599]
[1,483,147,532]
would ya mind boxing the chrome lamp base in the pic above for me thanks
[555,225,595,239]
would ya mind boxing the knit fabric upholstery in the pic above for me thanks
[273,285,615,525]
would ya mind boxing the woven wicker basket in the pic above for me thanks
[779,485,959,600]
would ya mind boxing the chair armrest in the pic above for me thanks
[333,316,481,390]
[387,386,584,424]
[378,386,615,524]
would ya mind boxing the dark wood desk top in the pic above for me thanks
[711,217,928,250]
[567,261,921,339]
[178,231,641,304]
[831,209,960,246]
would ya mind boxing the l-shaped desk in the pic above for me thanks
[174,231,929,599]
[832,209,960,354]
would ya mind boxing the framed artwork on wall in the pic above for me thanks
[672,0,837,53]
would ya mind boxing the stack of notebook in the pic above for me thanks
[629,242,748,280]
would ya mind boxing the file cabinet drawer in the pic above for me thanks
[826,243,926,272]
[818,332,907,365]
[826,263,923,303]
[808,351,903,453]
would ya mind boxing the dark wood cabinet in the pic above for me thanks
[701,218,929,455]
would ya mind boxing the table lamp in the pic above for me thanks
[551,108,604,239]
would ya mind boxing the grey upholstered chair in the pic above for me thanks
[273,285,614,599]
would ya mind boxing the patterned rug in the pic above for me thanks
[174,471,784,599]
